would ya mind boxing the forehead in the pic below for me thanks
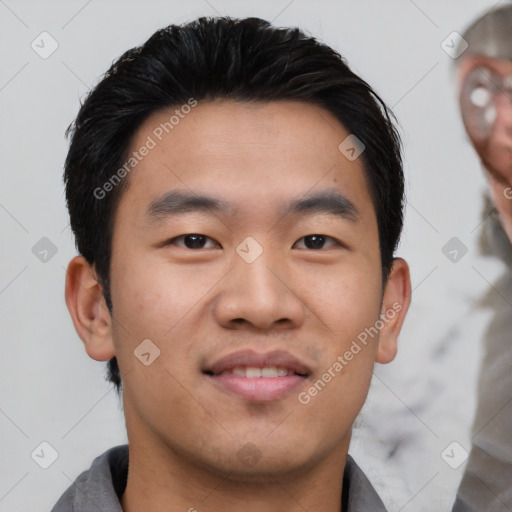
[458,55,512,82]
[117,100,376,225]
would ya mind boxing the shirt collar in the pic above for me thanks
[52,444,387,512]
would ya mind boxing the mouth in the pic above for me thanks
[206,366,308,377]
[203,350,312,402]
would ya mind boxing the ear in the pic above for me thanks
[65,256,116,361]
[376,258,411,364]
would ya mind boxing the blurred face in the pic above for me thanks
[106,100,404,479]
[458,55,512,240]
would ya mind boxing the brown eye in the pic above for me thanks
[293,235,338,250]
[168,234,218,249]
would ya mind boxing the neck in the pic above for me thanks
[120,430,349,512]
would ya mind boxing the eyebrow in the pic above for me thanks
[146,188,359,223]
[147,191,235,220]
[282,188,359,222]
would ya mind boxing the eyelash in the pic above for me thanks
[166,234,341,250]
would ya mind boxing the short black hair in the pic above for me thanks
[64,16,404,393]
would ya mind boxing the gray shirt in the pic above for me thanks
[50,445,388,512]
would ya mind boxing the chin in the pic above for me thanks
[182,435,324,482]
[210,451,320,484]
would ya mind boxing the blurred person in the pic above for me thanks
[452,5,512,511]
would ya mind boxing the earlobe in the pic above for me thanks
[376,258,411,364]
[65,256,116,361]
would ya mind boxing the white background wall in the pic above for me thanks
[0,1,508,511]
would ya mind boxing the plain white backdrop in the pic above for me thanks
[0,0,508,510]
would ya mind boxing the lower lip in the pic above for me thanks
[206,374,307,401]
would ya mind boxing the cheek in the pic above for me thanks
[109,257,203,408]
[109,251,208,338]
[110,261,167,337]
[294,264,382,423]
[297,342,376,450]
[307,254,382,348]
[299,257,381,334]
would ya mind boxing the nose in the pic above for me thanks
[213,246,306,331]
[492,92,512,140]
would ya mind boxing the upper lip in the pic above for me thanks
[204,349,312,376]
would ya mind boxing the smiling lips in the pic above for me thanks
[204,350,312,402]
[218,366,297,377]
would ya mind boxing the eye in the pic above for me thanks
[167,234,219,249]
[470,86,491,108]
[293,234,340,250]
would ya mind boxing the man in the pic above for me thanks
[452,5,512,512]
[53,17,411,511]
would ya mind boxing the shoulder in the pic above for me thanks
[50,445,128,512]
[344,455,389,512]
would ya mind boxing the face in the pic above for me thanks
[458,55,512,240]
[81,100,409,480]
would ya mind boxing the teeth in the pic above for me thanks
[246,367,262,378]
[218,366,294,377]
[261,367,278,377]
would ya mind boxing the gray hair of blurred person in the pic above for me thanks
[456,4,512,61]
